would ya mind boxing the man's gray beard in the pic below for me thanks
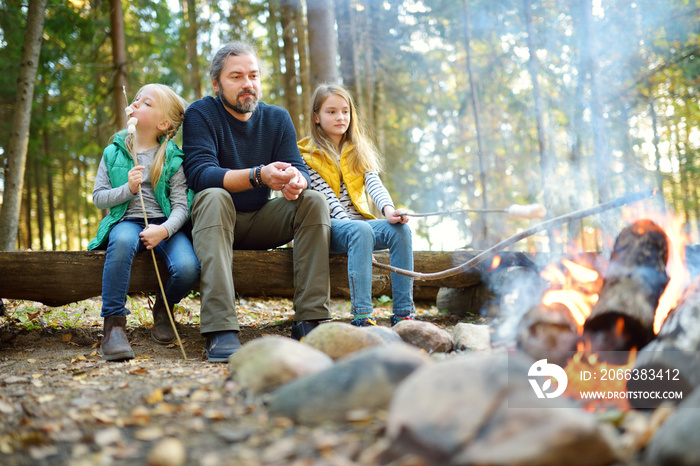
[219,89,258,114]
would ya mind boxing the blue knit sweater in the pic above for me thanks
[182,96,310,212]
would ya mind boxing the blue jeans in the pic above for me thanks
[101,218,200,318]
[330,218,414,316]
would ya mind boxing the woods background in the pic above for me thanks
[0,0,698,253]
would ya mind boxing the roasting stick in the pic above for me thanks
[123,87,188,360]
[403,203,547,219]
[374,189,655,281]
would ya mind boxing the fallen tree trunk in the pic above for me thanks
[583,220,669,352]
[627,275,700,408]
[0,250,528,306]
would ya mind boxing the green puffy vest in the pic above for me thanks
[87,131,193,250]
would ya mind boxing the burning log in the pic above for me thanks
[583,220,669,352]
[627,275,700,408]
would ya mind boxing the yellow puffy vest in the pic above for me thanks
[298,136,375,219]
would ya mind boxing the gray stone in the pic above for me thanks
[393,320,453,353]
[364,325,404,345]
[452,322,491,351]
[645,388,700,465]
[301,321,386,359]
[228,336,333,394]
[267,343,430,424]
[381,352,620,465]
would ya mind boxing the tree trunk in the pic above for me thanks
[291,0,310,122]
[522,0,557,252]
[42,92,57,250]
[335,0,358,93]
[109,0,128,129]
[307,0,339,86]
[22,174,32,249]
[463,0,489,247]
[280,0,302,135]
[34,153,45,250]
[0,0,47,251]
[184,0,202,100]
[0,250,503,306]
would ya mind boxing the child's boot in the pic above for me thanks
[101,316,135,361]
[151,296,176,345]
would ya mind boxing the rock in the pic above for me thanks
[301,321,386,359]
[267,344,430,424]
[645,388,700,465]
[228,336,333,394]
[392,320,453,353]
[452,322,491,351]
[380,352,620,465]
[147,437,187,466]
[436,285,491,316]
[364,325,404,345]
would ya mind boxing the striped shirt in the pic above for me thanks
[307,166,394,220]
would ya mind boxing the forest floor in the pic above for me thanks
[0,295,467,466]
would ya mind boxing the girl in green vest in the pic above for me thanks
[298,83,415,327]
[88,84,200,361]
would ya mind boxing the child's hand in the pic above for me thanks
[139,224,168,249]
[385,207,409,224]
[128,165,145,194]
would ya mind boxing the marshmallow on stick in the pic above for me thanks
[506,203,547,219]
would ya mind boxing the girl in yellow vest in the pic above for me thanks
[298,83,414,326]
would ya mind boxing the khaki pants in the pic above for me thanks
[190,188,331,334]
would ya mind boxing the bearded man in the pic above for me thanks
[183,41,331,362]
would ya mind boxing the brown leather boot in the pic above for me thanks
[101,316,135,361]
[151,296,176,345]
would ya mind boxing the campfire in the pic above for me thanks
[515,212,697,410]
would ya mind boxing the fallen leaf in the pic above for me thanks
[145,389,163,404]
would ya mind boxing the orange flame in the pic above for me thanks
[490,255,501,271]
[654,214,689,333]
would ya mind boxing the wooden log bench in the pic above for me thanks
[0,249,537,307]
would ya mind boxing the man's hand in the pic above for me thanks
[261,162,306,200]
[140,224,169,249]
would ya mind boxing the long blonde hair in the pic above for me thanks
[308,83,382,174]
[125,83,188,187]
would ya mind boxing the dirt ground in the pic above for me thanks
[0,295,461,465]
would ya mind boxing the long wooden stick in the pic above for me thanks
[373,189,656,281]
[123,87,187,360]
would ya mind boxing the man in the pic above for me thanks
[183,41,332,362]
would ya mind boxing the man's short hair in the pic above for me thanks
[209,41,265,82]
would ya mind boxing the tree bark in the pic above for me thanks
[280,0,302,135]
[307,0,339,86]
[522,0,556,252]
[291,0,310,122]
[109,0,128,129]
[0,0,47,251]
[335,0,358,93]
[0,250,508,306]
[463,0,489,247]
[184,0,202,100]
[584,219,669,352]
